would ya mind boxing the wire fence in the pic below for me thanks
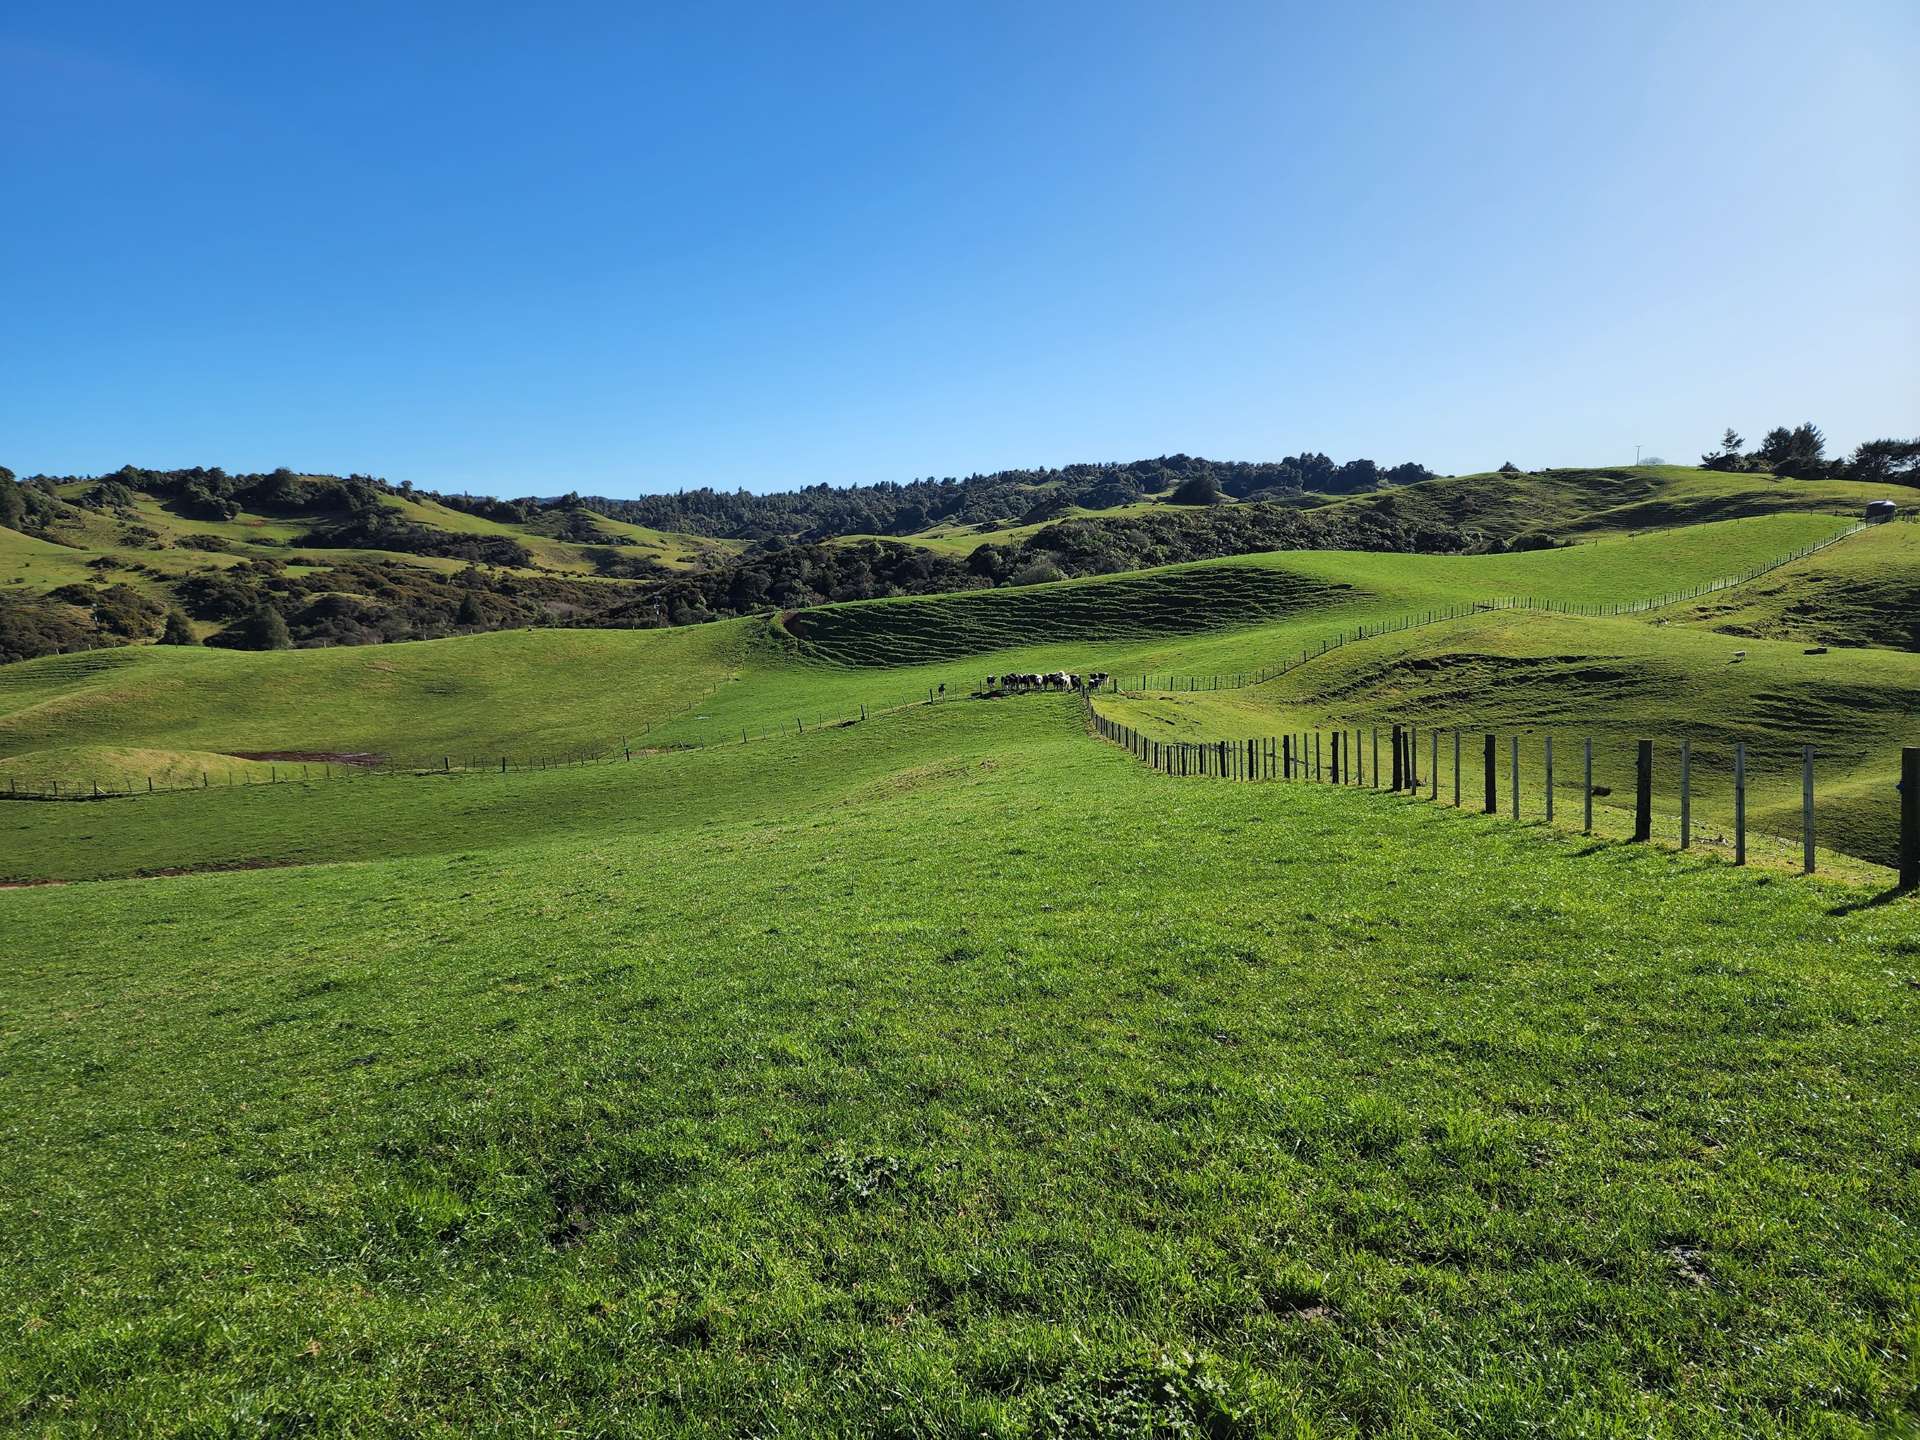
[0,682,970,801]
[1089,701,1920,885]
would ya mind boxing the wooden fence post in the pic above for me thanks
[1483,734,1496,814]
[1283,734,1291,780]
[1315,731,1323,782]
[1430,729,1438,800]
[1453,729,1461,807]
[1391,725,1404,791]
[1583,738,1593,834]
[1408,725,1419,790]
[1372,727,1380,788]
[1802,745,1815,875]
[1680,740,1691,848]
[1900,747,1919,889]
[1633,740,1652,842]
[1544,736,1554,822]
[1510,736,1519,821]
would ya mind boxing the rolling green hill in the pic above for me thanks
[1671,518,1920,651]
[6,463,1899,665]
[0,513,1852,778]
[1316,464,1910,543]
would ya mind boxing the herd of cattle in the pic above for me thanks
[987,670,1111,693]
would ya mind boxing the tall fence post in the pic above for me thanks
[1802,745,1815,875]
[1510,736,1519,821]
[1429,729,1438,800]
[1483,734,1496,815]
[1680,740,1691,849]
[1408,725,1419,791]
[1901,748,1919,890]
[1391,725,1404,791]
[1453,729,1461,807]
[1372,727,1380,789]
[1633,740,1653,842]
[1735,742,1746,865]
[1583,738,1593,835]
[1544,735,1554,823]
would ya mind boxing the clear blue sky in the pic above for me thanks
[2,1,1914,496]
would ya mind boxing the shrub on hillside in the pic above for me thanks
[1012,558,1067,586]
[1507,531,1565,552]
[0,594,103,663]
[212,602,293,651]
[1169,474,1222,506]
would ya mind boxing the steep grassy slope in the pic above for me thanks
[3,698,1916,1433]
[783,563,1355,665]
[1672,519,1920,652]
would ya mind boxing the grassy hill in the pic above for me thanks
[6,464,1898,664]
[1671,518,1920,651]
[1316,464,1910,543]
[0,513,1851,777]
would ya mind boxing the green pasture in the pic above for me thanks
[1673,518,1920,651]
[3,696,1917,1433]
[0,513,1863,778]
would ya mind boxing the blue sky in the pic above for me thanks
[2,1,1914,496]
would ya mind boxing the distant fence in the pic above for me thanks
[1119,515,1890,694]
[1089,702,1920,887]
[0,680,972,803]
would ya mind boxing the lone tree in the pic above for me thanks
[1702,428,1748,471]
[159,610,197,646]
[456,591,485,627]
[1497,461,1522,474]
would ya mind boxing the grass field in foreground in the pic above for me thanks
[3,698,1917,1434]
